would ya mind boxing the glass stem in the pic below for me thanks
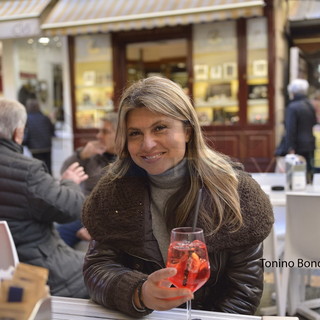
[186,299,191,320]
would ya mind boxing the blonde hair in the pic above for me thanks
[108,76,242,233]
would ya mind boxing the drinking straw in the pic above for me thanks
[192,188,203,232]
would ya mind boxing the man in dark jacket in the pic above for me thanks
[285,79,317,182]
[57,113,118,248]
[0,98,89,298]
[23,98,55,174]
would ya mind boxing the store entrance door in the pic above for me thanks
[126,39,188,88]
[112,25,192,108]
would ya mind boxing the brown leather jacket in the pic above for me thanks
[82,165,274,318]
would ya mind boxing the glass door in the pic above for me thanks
[126,39,188,90]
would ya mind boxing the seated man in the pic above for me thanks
[0,98,89,298]
[57,113,118,248]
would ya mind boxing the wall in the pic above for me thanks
[274,0,290,145]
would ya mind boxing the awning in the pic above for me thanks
[0,0,54,39]
[288,0,320,53]
[288,0,320,22]
[41,0,265,36]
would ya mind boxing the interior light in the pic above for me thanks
[27,38,34,44]
[38,37,50,44]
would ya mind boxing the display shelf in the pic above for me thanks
[76,83,112,89]
[77,104,113,111]
[195,100,238,108]
[248,99,268,105]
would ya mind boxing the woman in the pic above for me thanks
[82,76,274,317]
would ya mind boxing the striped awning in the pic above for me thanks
[0,0,54,39]
[41,0,265,36]
[288,0,320,22]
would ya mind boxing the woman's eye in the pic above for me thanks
[128,131,141,137]
[154,125,167,132]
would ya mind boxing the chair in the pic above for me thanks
[250,173,286,316]
[280,193,320,320]
[260,225,284,316]
[0,220,19,270]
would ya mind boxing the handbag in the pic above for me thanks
[274,135,287,157]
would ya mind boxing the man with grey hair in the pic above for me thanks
[0,98,90,298]
[285,79,317,182]
[58,112,118,248]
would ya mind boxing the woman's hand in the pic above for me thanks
[135,268,193,311]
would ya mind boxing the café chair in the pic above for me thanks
[0,220,19,270]
[280,193,320,320]
[260,226,284,316]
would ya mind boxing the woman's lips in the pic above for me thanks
[141,152,165,162]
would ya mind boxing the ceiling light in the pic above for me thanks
[38,37,50,44]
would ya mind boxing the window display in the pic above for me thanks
[74,34,113,129]
[193,18,269,127]
[247,17,269,124]
[193,21,238,126]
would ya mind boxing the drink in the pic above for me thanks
[167,239,210,292]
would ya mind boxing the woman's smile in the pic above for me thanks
[141,152,165,161]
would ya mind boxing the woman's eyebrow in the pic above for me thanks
[127,120,167,131]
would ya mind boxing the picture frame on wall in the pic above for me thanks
[253,60,267,77]
[194,64,209,80]
[83,71,96,86]
[223,62,237,79]
[196,109,213,126]
[210,65,222,80]
[248,84,268,100]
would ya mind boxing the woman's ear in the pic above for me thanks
[185,126,192,143]
[13,127,25,144]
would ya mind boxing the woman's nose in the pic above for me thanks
[141,133,156,151]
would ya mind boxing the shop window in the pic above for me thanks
[193,18,269,127]
[74,34,113,129]
[193,21,238,126]
[246,17,269,124]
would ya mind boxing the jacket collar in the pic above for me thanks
[0,138,23,154]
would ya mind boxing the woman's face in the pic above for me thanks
[126,107,190,175]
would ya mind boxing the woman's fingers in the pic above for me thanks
[142,268,193,311]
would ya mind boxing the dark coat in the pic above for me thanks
[0,138,88,298]
[285,94,317,153]
[82,164,274,317]
[23,111,55,153]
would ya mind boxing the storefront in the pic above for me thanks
[39,0,279,172]
[1,0,291,172]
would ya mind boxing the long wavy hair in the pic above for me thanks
[108,76,242,234]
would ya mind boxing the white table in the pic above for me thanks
[49,296,298,320]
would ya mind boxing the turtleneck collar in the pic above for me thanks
[0,138,23,154]
[148,158,188,189]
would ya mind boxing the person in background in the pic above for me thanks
[285,79,317,182]
[82,76,274,317]
[57,113,118,248]
[0,98,89,298]
[310,90,320,123]
[23,98,55,174]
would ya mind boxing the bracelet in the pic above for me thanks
[136,278,152,311]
